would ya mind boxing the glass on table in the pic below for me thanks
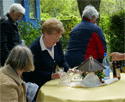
[56,66,82,85]
[70,70,82,81]
[61,69,82,84]
[59,72,70,85]
[56,67,72,85]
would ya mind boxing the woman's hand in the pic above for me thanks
[68,66,78,73]
[109,52,125,61]
[51,72,60,79]
[68,66,84,74]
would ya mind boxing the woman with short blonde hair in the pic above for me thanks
[23,18,76,101]
[42,18,64,35]
[0,45,35,102]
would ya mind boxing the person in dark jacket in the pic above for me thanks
[0,3,25,66]
[23,18,76,89]
[65,5,107,68]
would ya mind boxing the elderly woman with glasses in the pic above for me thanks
[23,18,75,92]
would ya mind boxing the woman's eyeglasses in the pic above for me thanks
[49,35,62,40]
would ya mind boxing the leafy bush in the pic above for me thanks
[99,16,110,41]
[41,12,52,21]
[18,19,42,47]
[61,16,81,50]
[107,10,125,53]
[99,16,111,59]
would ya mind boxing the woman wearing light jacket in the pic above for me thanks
[0,45,35,102]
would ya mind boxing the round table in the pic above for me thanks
[36,73,125,102]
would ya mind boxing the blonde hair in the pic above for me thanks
[42,18,64,35]
[5,45,35,72]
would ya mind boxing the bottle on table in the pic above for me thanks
[112,61,121,80]
[103,53,110,80]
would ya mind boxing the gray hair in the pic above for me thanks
[9,3,25,14]
[5,45,35,72]
[82,5,99,20]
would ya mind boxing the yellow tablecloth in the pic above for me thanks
[36,73,125,102]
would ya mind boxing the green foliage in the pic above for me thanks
[107,10,125,53]
[99,16,111,58]
[100,0,125,16]
[99,16,110,40]
[40,0,80,20]
[18,20,42,47]
[95,70,106,81]
[40,0,125,20]
[41,12,52,21]
[60,16,81,50]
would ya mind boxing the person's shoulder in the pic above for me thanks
[91,24,103,34]
[0,71,18,101]
[30,36,41,45]
[72,21,83,30]
[0,68,18,87]
[0,15,9,24]
[29,36,41,50]
[94,24,102,30]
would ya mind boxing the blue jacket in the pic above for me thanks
[23,36,70,87]
[65,18,107,68]
[0,13,22,66]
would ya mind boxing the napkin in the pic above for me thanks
[80,72,103,87]
[103,78,118,84]
[68,72,118,88]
